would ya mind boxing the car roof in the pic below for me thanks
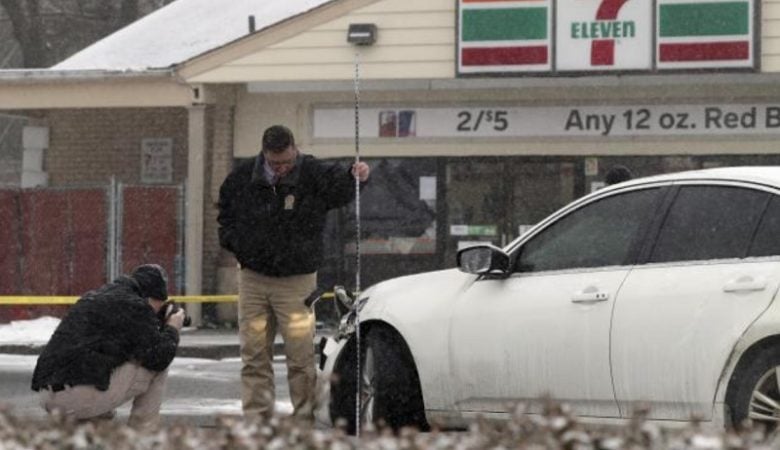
[507,166,780,252]
[612,166,780,190]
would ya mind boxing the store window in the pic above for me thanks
[444,157,580,265]
[321,158,438,291]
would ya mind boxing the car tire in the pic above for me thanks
[330,326,428,434]
[726,346,780,430]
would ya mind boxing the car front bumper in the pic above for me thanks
[314,336,348,427]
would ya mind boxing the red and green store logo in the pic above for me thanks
[657,0,753,68]
[459,0,553,72]
[457,0,754,74]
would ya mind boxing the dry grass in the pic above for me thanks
[0,402,776,450]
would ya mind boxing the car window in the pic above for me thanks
[749,195,780,257]
[649,186,767,263]
[517,188,660,273]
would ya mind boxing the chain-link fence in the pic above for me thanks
[0,181,183,322]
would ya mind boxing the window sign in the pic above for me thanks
[591,181,607,192]
[556,0,653,71]
[450,225,498,236]
[378,110,417,137]
[141,138,173,183]
[518,224,535,237]
[584,157,599,176]
[420,176,437,201]
[314,104,780,139]
[458,0,553,74]
[656,0,754,69]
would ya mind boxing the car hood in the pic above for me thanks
[358,268,477,326]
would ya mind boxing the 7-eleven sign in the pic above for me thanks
[556,0,652,71]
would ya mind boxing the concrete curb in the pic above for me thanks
[175,342,288,360]
[0,344,41,356]
[0,342,280,360]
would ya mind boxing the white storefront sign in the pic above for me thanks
[458,0,756,75]
[556,0,653,71]
[313,104,780,139]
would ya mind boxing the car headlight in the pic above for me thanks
[337,295,369,339]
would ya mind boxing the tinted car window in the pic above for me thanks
[517,188,660,273]
[749,195,780,257]
[650,186,767,263]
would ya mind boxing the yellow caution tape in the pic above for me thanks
[169,295,238,304]
[0,296,80,305]
[0,292,335,305]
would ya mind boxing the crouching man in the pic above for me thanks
[30,264,185,430]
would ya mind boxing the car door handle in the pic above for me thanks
[723,276,767,293]
[571,287,610,303]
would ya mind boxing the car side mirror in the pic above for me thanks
[457,244,510,276]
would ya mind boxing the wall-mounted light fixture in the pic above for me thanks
[347,23,377,46]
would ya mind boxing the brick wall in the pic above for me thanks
[46,108,188,186]
[34,106,234,296]
[0,116,24,187]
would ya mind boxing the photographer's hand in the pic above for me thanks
[167,308,186,330]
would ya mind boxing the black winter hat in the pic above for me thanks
[130,264,169,301]
[605,165,633,185]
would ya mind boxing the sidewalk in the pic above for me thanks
[175,328,242,359]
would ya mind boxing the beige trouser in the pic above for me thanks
[39,362,168,430]
[238,268,317,422]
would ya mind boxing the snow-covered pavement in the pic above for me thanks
[0,316,59,345]
[0,317,294,425]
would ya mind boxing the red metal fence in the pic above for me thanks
[0,190,21,298]
[0,184,182,322]
[120,185,181,296]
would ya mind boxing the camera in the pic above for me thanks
[157,301,192,329]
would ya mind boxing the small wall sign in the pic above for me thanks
[141,138,173,183]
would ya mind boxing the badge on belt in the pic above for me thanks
[284,194,295,210]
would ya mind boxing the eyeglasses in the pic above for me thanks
[264,148,297,168]
[266,157,295,168]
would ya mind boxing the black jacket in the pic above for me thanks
[31,276,179,392]
[217,153,358,276]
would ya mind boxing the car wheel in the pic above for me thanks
[330,326,428,434]
[727,347,780,431]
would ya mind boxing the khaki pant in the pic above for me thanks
[238,268,316,421]
[40,362,168,430]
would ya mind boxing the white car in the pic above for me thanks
[320,166,780,433]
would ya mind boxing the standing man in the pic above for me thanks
[217,125,370,422]
[31,264,185,430]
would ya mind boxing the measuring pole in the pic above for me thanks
[353,50,363,438]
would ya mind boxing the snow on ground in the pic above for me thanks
[0,354,38,370]
[156,398,243,416]
[0,319,293,416]
[0,317,59,345]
